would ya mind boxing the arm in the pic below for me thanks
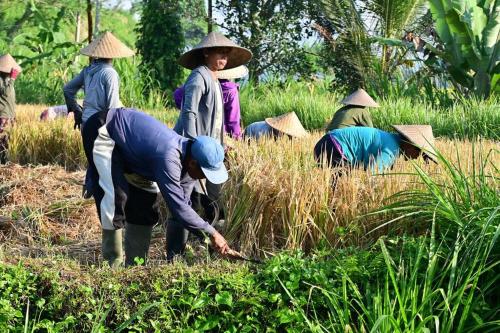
[63,70,84,113]
[103,69,121,109]
[173,86,184,110]
[155,158,216,235]
[223,89,242,139]
[180,73,205,139]
[362,111,374,128]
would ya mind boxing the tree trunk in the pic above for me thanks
[86,0,93,43]
[207,0,213,33]
[94,0,101,37]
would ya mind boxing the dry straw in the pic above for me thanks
[4,105,498,258]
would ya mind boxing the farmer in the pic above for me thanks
[0,54,21,164]
[83,107,232,265]
[244,111,309,140]
[173,65,248,140]
[63,31,133,129]
[39,102,85,121]
[326,88,377,131]
[174,32,252,229]
[63,31,135,266]
[314,125,437,171]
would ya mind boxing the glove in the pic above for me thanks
[10,68,19,80]
[73,105,83,130]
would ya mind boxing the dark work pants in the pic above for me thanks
[190,181,224,224]
[167,181,220,261]
[82,111,161,230]
[314,134,343,168]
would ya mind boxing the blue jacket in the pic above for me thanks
[329,127,401,172]
[105,108,215,235]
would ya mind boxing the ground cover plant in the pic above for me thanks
[0,102,498,331]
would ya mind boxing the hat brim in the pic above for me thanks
[264,118,309,138]
[178,46,253,70]
[216,65,248,80]
[393,125,438,163]
[201,164,229,185]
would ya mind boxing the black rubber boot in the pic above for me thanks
[124,223,153,266]
[101,229,123,268]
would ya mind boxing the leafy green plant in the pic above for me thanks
[428,0,500,98]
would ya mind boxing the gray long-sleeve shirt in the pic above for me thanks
[104,108,216,235]
[63,60,122,123]
[174,65,224,144]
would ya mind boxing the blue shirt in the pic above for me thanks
[105,108,216,235]
[244,121,273,139]
[329,127,401,172]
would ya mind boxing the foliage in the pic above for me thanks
[0,217,498,332]
[312,0,431,95]
[427,0,500,99]
[216,0,316,82]
[136,0,185,96]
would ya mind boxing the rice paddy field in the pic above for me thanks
[0,97,499,332]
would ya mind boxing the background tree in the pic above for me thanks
[312,0,429,94]
[216,0,315,83]
[136,0,185,95]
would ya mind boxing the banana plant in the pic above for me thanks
[428,0,500,98]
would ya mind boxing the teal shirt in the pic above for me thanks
[329,127,401,172]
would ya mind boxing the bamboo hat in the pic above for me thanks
[216,65,248,80]
[0,54,22,74]
[178,32,253,70]
[393,125,437,162]
[80,31,135,59]
[265,112,309,138]
[341,88,379,107]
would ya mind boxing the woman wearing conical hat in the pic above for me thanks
[172,32,252,257]
[326,88,378,132]
[244,111,309,140]
[63,31,135,267]
[0,54,21,164]
[173,65,249,140]
[63,31,134,130]
[314,125,437,172]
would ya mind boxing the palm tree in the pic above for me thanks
[316,0,428,90]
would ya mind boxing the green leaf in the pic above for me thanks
[215,291,233,307]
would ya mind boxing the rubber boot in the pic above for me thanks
[124,223,153,266]
[166,220,189,262]
[101,229,123,268]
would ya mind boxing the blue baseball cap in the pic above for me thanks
[191,136,228,184]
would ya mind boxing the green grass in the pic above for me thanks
[239,81,500,140]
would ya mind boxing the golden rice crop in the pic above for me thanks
[5,105,499,257]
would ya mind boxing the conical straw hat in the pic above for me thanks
[80,31,135,58]
[179,32,253,70]
[265,112,309,138]
[392,125,437,162]
[0,54,22,74]
[216,65,248,80]
[341,88,379,107]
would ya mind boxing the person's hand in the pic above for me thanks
[10,68,19,80]
[73,108,83,130]
[210,231,229,255]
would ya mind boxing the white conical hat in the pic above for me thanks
[178,32,252,70]
[393,125,437,162]
[216,65,248,80]
[0,54,22,74]
[341,88,379,107]
[80,31,135,58]
[265,112,309,138]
